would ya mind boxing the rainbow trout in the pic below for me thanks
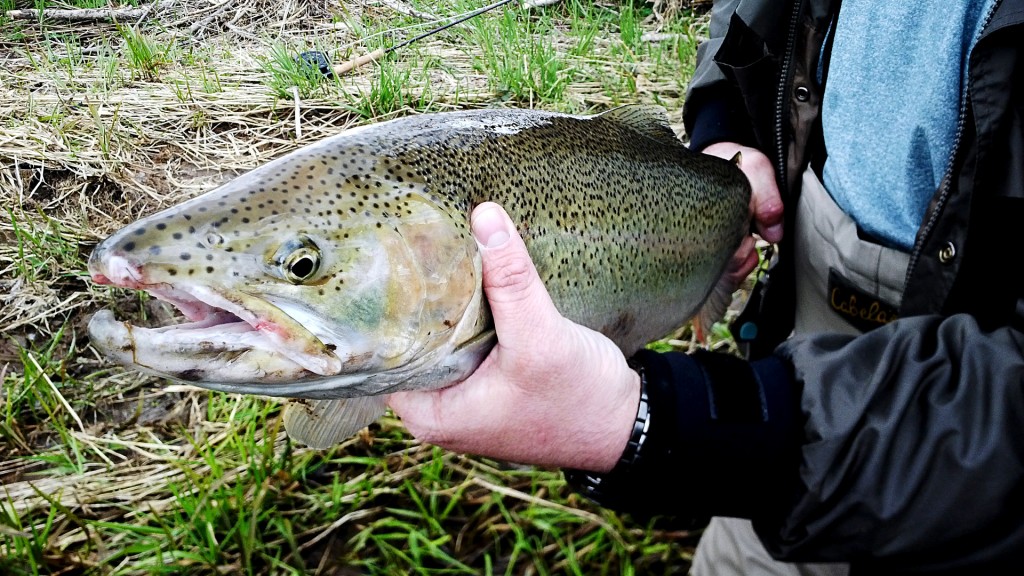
[88,106,750,447]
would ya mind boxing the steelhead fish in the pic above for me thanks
[87,106,750,448]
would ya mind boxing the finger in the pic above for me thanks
[470,202,563,348]
[386,387,450,444]
[703,143,784,243]
[723,235,759,288]
[388,356,519,452]
[737,151,784,243]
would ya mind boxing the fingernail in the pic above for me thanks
[763,223,783,243]
[471,204,510,249]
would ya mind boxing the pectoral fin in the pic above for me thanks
[282,397,387,449]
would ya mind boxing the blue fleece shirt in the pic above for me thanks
[821,1,997,250]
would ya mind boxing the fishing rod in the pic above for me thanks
[304,0,522,77]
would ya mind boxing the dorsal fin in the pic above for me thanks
[598,105,680,147]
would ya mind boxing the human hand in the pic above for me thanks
[702,142,783,288]
[387,203,641,473]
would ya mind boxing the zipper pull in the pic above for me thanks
[730,244,776,354]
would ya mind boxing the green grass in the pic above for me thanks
[117,24,169,80]
[618,2,644,55]
[0,1,716,573]
[4,208,84,284]
[260,43,337,100]
[469,7,572,107]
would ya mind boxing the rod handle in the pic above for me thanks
[332,48,387,76]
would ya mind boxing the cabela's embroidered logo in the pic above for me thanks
[827,269,899,332]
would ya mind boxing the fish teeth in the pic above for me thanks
[148,287,226,322]
[150,312,248,333]
[182,285,343,376]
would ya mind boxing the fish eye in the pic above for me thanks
[276,236,321,284]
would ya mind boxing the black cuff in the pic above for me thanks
[565,349,800,524]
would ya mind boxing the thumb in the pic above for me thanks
[471,202,562,347]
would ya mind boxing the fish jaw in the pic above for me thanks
[88,309,316,384]
[88,249,343,382]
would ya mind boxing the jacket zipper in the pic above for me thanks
[774,0,804,189]
[901,0,1002,294]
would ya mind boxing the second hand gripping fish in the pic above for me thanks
[88,106,750,448]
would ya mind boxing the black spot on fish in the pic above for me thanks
[180,253,191,260]
[173,232,183,240]
[123,241,136,251]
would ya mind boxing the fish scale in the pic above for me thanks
[88,105,750,447]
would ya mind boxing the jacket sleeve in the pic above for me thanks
[591,313,1024,571]
[760,313,1024,571]
[683,0,757,150]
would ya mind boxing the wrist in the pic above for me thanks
[565,349,800,523]
[564,360,648,499]
[590,362,644,473]
[550,325,643,472]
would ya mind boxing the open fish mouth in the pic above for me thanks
[88,280,343,383]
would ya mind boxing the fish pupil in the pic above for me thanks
[290,256,316,280]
